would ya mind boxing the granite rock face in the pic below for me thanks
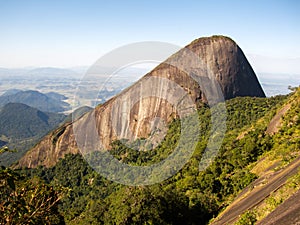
[17,35,265,168]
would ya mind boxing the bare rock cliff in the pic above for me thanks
[17,35,265,168]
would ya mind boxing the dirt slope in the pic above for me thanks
[257,189,300,225]
[211,156,300,225]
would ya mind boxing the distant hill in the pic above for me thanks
[0,67,82,78]
[0,103,92,167]
[0,103,66,166]
[1,89,22,96]
[26,67,78,78]
[45,92,68,101]
[63,106,93,124]
[0,90,70,113]
[0,103,66,139]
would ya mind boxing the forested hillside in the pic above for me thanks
[9,88,298,225]
[0,103,66,166]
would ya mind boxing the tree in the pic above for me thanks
[0,147,65,225]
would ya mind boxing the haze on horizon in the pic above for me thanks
[0,0,299,75]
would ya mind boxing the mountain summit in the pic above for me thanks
[187,35,265,99]
[17,35,265,168]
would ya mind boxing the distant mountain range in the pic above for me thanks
[26,67,80,78]
[0,67,81,78]
[0,90,70,113]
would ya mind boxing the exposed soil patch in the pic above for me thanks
[257,189,300,225]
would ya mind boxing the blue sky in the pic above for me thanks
[0,0,299,73]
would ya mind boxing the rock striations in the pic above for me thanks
[17,35,265,168]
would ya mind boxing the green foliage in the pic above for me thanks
[274,95,300,161]
[22,154,119,223]
[16,91,296,225]
[0,148,65,225]
[109,118,182,166]
[0,176,65,225]
[104,186,184,225]
[235,210,257,225]
[225,95,287,130]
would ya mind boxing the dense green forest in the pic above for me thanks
[1,88,299,225]
[0,103,66,166]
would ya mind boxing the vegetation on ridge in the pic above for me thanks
[1,88,299,224]
[0,147,65,224]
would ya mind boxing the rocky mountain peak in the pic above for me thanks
[17,35,265,168]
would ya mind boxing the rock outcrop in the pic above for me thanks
[17,35,265,168]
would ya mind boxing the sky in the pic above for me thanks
[0,0,299,74]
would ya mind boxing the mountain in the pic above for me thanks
[17,35,266,168]
[0,90,70,113]
[0,103,66,166]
